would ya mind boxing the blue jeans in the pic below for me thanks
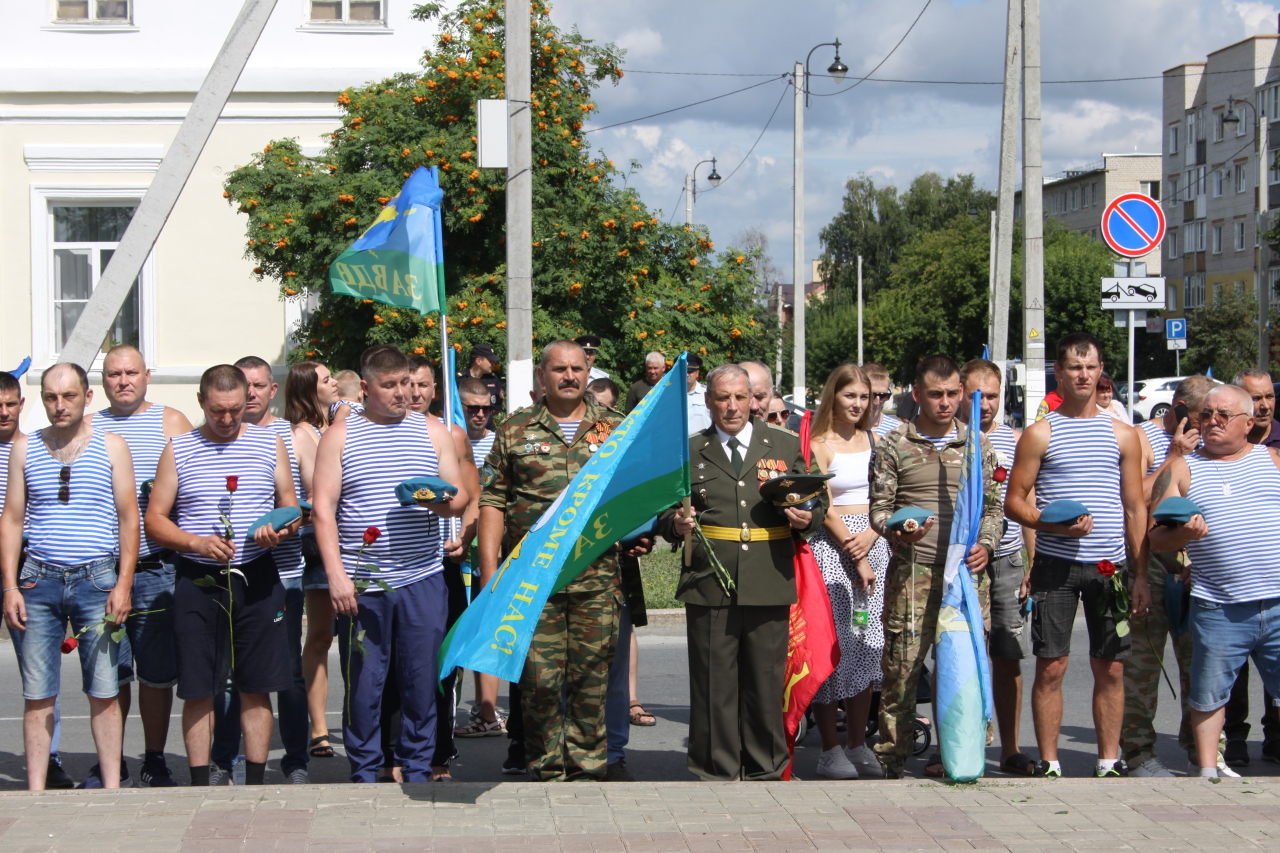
[124,557,177,688]
[606,603,633,764]
[212,577,309,773]
[1190,595,1280,712]
[9,557,122,700]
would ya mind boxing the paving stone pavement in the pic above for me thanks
[0,778,1277,853]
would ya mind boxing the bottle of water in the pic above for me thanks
[851,587,870,638]
[231,755,246,786]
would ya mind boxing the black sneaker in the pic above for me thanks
[1224,739,1250,768]
[46,758,74,790]
[1034,760,1062,779]
[140,753,179,788]
[1262,740,1280,763]
[77,759,132,789]
[605,759,635,782]
[501,745,527,776]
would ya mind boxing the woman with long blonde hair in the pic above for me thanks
[808,363,890,780]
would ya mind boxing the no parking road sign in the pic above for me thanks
[1101,193,1166,258]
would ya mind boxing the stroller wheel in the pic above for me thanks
[913,718,932,756]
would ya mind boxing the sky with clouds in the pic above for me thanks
[545,0,1280,283]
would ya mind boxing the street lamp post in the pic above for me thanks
[684,158,722,226]
[1223,97,1271,371]
[793,40,848,407]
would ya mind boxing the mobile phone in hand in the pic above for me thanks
[1174,402,1190,428]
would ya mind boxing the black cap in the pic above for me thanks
[470,343,497,362]
[758,473,832,512]
[687,353,703,369]
[574,335,602,349]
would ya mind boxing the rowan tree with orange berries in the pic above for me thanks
[223,0,774,377]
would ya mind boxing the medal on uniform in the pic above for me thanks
[589,443,597,452]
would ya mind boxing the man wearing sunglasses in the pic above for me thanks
[1,363,140,790]
[864,363,903,438]
[1148,383,1280,778]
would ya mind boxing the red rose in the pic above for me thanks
[1097,560,1117,577]
[993,466,1008,483]
[60,638,78,655]
[363,527,382,545]
[225,476,239,493]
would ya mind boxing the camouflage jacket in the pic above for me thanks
[868,419,1004,567]
[479,399,623,593]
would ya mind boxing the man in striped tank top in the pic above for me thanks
[1,363,140,790]
[1148,383,1280,777]
[144,365,300,787]
[201,355,311,785]
[1124,375,1216,777]
[959,359,1036,776]
[311,346,469,783]
[92,345,194,789]
[1006,333,1150,779]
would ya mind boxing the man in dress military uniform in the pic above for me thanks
[573,335,611,383]
[477,340,626,781]
[659,363,826,781]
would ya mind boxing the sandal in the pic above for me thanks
[309,736,335,758]
[924,753,945,778]
[1002,753,1036,776]
[454,716,504,738]
[629,701,657,727]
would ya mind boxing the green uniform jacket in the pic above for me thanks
[658,419,826,607]
[479,399,623,593]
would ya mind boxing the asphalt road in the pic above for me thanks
[0,610,1273,788]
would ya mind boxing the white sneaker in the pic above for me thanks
[816,746,859,780]
[846,744,885,779]
[1188,757,1241,778]
[1128,757,1174,778]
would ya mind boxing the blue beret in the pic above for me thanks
[1039,500,1091,526]
[1153,496,1202,526]
[395,476,459,506]
[297,498,312,513]
[887,506,934,533]
[246,506,301,538]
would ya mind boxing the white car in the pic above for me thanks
[1131,376,1186,422]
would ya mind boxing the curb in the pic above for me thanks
[645,608,686,624]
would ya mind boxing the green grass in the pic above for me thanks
[639,545,684,609]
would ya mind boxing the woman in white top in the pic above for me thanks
[1095,373,1129,422]
[809,363,890,780]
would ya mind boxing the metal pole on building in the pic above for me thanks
[857,255,864,365]
[58,0,279,370]
[1021,0,1045,419]
[1259,113,1271,371]
[993,0,1021,424]
[504,0,533,411]
[792,61,806,406]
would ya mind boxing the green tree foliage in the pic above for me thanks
[816,172,995,301]
[221,0,773,375]
[1183,286,1262,380]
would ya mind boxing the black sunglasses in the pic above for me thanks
[872,392,892,402]
[58,465,71,504]
[465,404,495,414]
[766,411,787,422]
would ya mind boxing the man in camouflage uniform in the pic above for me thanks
[869,355,1004,778]
[478,340,624,781]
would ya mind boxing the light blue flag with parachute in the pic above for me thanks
[437,353,691,683]
[936,389,995,782]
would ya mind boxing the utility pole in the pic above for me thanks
[1021,0,1045,419]
[504,0,533,411]
[58,0,278,370]
[857,255,864,365]
[685,172,694,226]
[792,61,806,406]
[993,0,1021,424]
[1259,113,1271,371]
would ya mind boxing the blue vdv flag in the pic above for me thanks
[935,389,995,782]
[438,354,692,683]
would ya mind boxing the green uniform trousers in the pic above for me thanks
[520,586,619,781]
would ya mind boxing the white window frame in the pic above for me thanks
[1169,175,1180,203]
[1167,229,1179,259]
[1184,273,1206,310]
[1166,283,1178,311]
[1237,163,1248,193]
[1215,113,1224,142]
[1169,125,1180,155]
[30,185,157,370]
[48,0,135,30]
[300,0,391,31]
[1212,224,1223,254]
[1213,169,1225,197]
[1236,221,1247,251]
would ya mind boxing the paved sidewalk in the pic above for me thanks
[0,778,1278,853]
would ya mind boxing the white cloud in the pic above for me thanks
[615,27,664,60]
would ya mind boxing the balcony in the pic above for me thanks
[1196,139,1207,165]
[1183,252,1206,274]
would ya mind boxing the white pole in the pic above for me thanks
[685,172,694,226]
[1259,111,1271,370]
[857,255,864,365]
[994,0,1021,426]
[1022,0,1045,420]
[1128,309,1136,424]
[792,61,806,406]
[988,211,997,353]
[504,0,533,412]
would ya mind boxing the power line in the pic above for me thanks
[811,0,933,99]
[583,76,785,134]
[666,185,686,225]
[701,81,791,193]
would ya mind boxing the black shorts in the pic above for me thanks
[173,552,291,700]
[1028,553,1131,661]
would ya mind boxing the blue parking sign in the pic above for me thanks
[1166,318,1186,339]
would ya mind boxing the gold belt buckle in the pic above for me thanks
[740,526,751,543]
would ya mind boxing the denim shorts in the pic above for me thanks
[1189,596,1280,712]
[123,554,178,689]
[300,530,328,591]
[1028,553,1131,660]
[988,550,1030,660]
[9,556,123,700]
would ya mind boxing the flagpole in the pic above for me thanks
[433,179,461,546]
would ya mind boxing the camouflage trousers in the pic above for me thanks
[520,586,620,781]
[873,558,990,773]
[1121,555,1195,767]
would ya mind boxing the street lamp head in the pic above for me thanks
[968,206,979,220]
[707,158,722,188]
[828,40,849,82]
[1223,96,1241,128]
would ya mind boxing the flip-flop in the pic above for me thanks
[924,753,945,777]
[1002,753,1036,776]
[629,701,658,726]
[308,736,335,758]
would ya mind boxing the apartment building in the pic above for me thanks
[1163,32,1280,323]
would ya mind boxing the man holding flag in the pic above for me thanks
[869,356,1003,779]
